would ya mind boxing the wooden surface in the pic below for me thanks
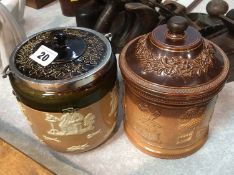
[0,139,54,175]
[26,0,55,9]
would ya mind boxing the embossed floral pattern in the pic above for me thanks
[136,35,215,77]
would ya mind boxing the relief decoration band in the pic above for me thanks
[45,108,95,136]
[136,35,215,77]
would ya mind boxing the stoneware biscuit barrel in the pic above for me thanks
[3,27,118,153]
[119,16,229,159]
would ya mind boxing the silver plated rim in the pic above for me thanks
[9,27,112,85]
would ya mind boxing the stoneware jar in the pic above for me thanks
[3,27,118,153]
[119,16,229,159]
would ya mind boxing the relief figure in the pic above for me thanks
[176,107,205,145]
[45,108,95,136]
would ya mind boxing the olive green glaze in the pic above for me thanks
[10,56,116,112]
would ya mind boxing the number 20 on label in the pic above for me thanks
[30,45,58,66]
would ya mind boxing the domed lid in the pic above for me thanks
[9,27,112,88]
[120,16,229,103]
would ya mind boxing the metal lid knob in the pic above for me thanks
[167,16,188,35]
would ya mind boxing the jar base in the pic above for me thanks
[124,123,208,159]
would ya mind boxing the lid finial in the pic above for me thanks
[53,31,67,49]
[166,16,188,40]
[167,16,188,35]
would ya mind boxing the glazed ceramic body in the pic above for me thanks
[4,27,118,153]
[18,84,118,153]
[120,16,229,158]
[124,85,217,158]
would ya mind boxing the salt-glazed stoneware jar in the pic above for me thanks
[3,27,118,153]
[119,16,229,159]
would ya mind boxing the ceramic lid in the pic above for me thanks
[120,16,229,104]
[5,27,116,111]
[9,27,112,87]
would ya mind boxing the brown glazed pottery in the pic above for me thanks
[3,27,118,153]
[119,16,229,159]
[26,0,55,9]
[59,0,88,16]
